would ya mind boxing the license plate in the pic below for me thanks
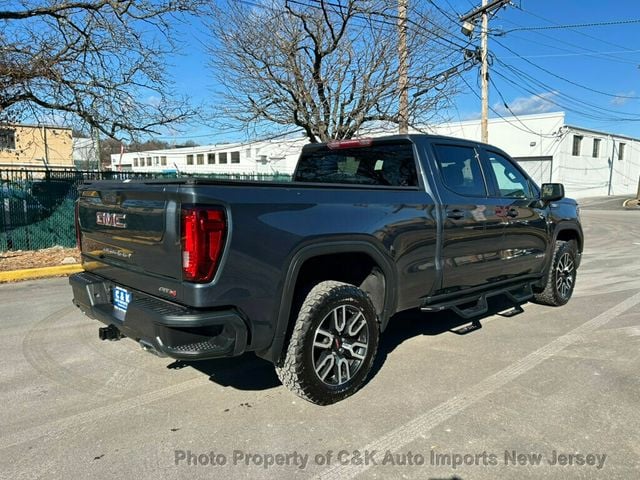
[113,286,132,312]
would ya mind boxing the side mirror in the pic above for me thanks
[541,183,565,202]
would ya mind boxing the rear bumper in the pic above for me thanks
[69,271,248,360]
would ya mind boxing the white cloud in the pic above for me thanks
[492,91,558,116]
[610,91,636,106]
[145,95,162,107]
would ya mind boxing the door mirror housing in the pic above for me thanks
[541,183,565,202]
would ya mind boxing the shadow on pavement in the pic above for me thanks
[173,295,527,393]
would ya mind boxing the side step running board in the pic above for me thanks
[421,283,534,320]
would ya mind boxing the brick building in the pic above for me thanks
[0,124,74,168]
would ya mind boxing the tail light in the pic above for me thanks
[181,206,227,283]
[74,200,82,248]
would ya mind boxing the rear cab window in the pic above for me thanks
[293,140,418,187]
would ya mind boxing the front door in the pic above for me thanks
[481,149,549,279]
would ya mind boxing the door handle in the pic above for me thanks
[446,209,465,220]
[506,208,519,218]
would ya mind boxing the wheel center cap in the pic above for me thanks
[334,337,342,349]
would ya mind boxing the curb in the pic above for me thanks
[0,264,83,283]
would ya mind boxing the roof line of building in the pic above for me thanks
[1,123,72,131]
[564,124,640,143]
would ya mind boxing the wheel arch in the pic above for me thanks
[258,240,397,365]
[554,222,583,252]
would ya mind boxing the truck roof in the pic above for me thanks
[300,133,496,151]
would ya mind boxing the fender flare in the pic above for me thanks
[536,221,584,289]
[259,239,397,364]
[553,221,584,251]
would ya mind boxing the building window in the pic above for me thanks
[245,148,251,159]
[231,151,240,164]
[133,158,138,167]
[146,157,152,166]
[572,135,582,156]
[154,156,159,166]
[161,156,167,166]
[208,153,215,164]
[219,152,227,164]
[186,154,194,165]
[197,153,204,165]
[618,143,626,160]
[592,139,600,158]
[0,128,16,150]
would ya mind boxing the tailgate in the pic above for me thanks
[77,183,181,280]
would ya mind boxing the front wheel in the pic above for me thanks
[533,240,578,306]
[275,281,380,405]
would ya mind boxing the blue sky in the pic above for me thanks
[162,0,640,143]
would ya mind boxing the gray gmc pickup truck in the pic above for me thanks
[70,134,583,404]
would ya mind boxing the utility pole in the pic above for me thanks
[460,0,510,143]
[398,0,409,135]
[480,0,488,143]
[92,125,101,172]
[42,125,50,170]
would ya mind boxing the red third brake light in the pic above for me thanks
[181,206,227,283]
[326,138,373,150]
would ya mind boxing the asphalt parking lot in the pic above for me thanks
[1,198,639,480]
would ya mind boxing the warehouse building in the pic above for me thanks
[110,112,640,198]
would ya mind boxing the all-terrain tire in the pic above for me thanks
[533,240,578,306]
[275,281,379,405]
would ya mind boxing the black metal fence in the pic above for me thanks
[0,168,291,252]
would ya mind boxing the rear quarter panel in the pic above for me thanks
[187,185,438,351]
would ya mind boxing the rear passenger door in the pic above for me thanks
[481,149,549,278]
[431,142,507,292]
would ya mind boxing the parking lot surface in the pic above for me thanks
[1,202,639,479]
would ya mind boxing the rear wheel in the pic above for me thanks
[275,281,379,405]
[534,240,578,306]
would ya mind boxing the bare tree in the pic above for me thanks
[0,1,204,141]
[208,0,464,143]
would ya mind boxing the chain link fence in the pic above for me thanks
[0,168,290,252]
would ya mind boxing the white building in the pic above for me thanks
[110,112,640,198]
[73,137,99,170]
[426,112,640,198]
[109,138,306,176]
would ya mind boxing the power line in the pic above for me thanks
[492,17,640,66]
[494,57,640,118]
[490,63,640,122]
[502,17,640,33]
[499,49,640,60]
[427,0,463,25]
[487,74,558,137]
[516,6,640,54]
[303,0,473,50]
[492,65,618,121]
[492,38,640,100]
[459,73,560,138]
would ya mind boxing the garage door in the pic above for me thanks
[513,156,552,186]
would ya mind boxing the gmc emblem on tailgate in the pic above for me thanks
[96,212,127,228]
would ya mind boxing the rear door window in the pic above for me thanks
[433,144,487,197]
[294,141,418,187]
